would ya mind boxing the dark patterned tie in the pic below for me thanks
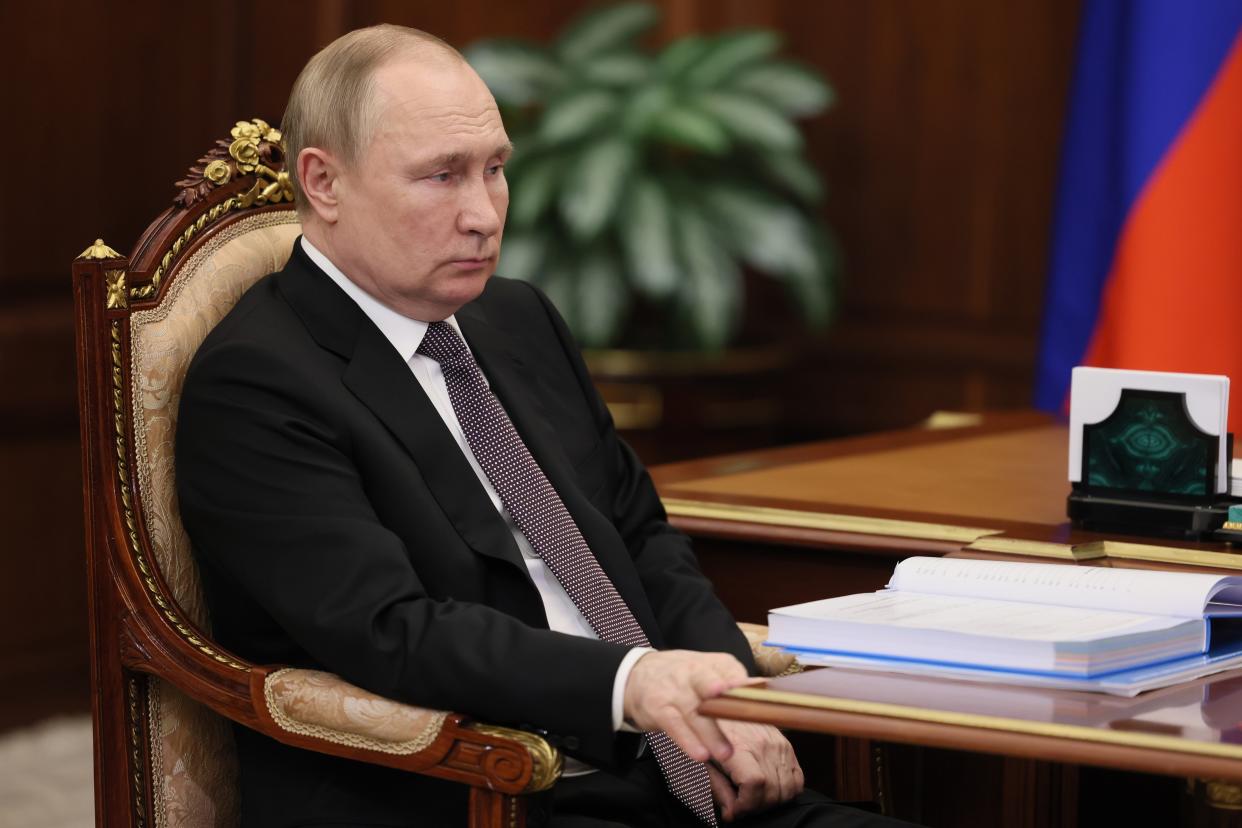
[418,321,718,826]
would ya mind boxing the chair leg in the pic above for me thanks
[468,787,526,828]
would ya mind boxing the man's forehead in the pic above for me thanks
[370,56,505,146]
[372,53,490,114]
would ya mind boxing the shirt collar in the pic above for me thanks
[300,236,464,363]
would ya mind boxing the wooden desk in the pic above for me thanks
[652,413,1242,827]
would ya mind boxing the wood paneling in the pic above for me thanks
[0,0,1081,727]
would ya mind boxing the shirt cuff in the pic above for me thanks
[611,647,654,732]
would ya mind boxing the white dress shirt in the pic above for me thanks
[301,238,646,774]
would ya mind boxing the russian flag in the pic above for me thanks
[1035,1,1242,433]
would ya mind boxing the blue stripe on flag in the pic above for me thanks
[1034,0,1242,411]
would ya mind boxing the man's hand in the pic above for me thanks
[707,720,804,822]
[622,650,753,764]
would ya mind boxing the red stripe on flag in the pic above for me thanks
[1081,34,1242,432]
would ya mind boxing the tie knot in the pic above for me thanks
[417,321,470,367]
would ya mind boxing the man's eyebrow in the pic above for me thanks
[420,151,465,170]
[418,143,514,171]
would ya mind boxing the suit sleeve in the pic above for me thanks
[176,336,636,766]
[524,285,758,674]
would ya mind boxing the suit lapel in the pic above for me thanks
[342,324,533,579]
[276,245,532,582]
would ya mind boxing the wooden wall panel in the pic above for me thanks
[0,0,1081,726]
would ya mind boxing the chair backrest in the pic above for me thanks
[74,119,299,828]
[136,213,301,828]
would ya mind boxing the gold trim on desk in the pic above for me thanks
[964,537,1105,561]
[726,686,1242,762]
[661,498,1002,544]
[663,498,1242,569]
[1082,540,1242,571]
[967,539,1242,570]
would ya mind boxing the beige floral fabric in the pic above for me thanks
[148,677,239,828]
[738,622,800,677]
[129,211,301,828]
[131,212,301,630]
[264,669,449,755]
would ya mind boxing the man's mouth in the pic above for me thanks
[448,256,493,271]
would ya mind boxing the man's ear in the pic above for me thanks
[298,147,342,224]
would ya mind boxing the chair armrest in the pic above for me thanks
[253,625,789,786]
[262,668,451,754]
[737,622,802,677]
[249,667,562,795]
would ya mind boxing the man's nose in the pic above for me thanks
[458,177,503,237]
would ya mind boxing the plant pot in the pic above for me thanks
[585,345,797,464]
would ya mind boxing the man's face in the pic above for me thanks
[326,53,511,321]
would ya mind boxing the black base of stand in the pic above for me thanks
[1068,491,1237,541]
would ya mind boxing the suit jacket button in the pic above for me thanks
[563,736,580,750]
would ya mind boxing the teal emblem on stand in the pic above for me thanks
[1083,391,1214,498]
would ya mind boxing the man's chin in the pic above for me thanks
[442,267,494,309]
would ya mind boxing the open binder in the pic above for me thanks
[768,556,1242,696]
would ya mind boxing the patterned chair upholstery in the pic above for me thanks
[73,119,794,828]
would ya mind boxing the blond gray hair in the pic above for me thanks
[281,24,462,213]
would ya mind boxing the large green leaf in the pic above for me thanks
[465,40,564,106]
[496,229,549,282]
[539,89,621,145]
[556,2,660,66]
[702,183,837,328]
[755,151,824,204]
[559,139,636,240]
[622,83,674,135]
[645,106,731,155]
[677,208,741,349]
[538,252,577,329]
[702,182,819,278]
[507,153,565,228]
[582,53,652,87]
[697,91,802,151]
[731,60,834,117]
[780,228,837,327]
[656,35,708,78]
[574,247,631,346]
[684,30,782,89]
[618,177,679,299]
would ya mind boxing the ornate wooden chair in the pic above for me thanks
[72,119,795,828]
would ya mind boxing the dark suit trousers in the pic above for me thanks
[535,755,918,828]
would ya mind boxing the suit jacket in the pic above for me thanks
[176,242,755,826]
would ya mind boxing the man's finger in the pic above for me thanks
[691,662,749,698]
[684,708,735,763]
[659,709,711,763]
[778,753,804,803]
[726,752,766,816]
[706,764,737,822]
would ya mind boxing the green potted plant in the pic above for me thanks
[465,2,836,352]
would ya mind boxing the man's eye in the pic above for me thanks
[429,172,451,183]
[486,164,504,176]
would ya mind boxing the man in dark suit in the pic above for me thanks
[177,23,909,828]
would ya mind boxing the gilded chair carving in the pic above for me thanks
[72,118,795,828]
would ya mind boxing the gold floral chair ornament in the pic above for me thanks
[72,118,794,828]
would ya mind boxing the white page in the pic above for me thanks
[777,591,1191,643]
[888,556,1239,619]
